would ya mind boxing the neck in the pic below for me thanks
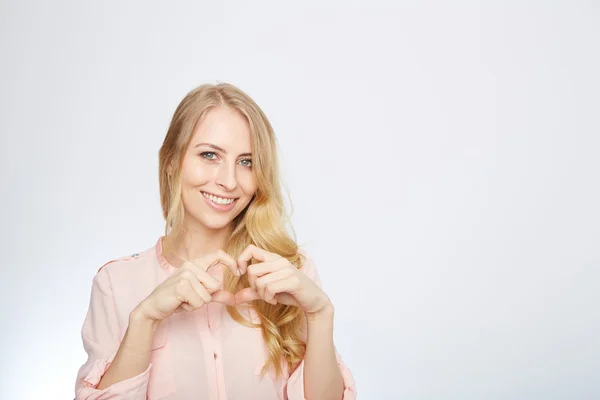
[166,219,232,265]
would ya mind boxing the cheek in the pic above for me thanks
[238,173,257,196]
[183,161,213,185]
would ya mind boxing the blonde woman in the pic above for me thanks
[74,83,356,399]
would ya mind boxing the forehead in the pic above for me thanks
[190,106,252,153]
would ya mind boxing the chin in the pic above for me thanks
[197,216,234,231]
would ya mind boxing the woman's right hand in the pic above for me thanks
[134,250,239,322]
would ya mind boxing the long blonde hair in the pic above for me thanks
[158,83,306,377]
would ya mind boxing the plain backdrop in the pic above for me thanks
[1,1,599,399]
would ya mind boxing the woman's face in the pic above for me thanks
[179,106,257,232]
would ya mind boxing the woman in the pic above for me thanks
[74,83,356,399]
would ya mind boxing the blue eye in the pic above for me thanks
[239,159,252,168]
[200,152,217,160]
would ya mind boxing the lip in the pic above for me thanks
[200,191,239,200]
[201,191,238,212]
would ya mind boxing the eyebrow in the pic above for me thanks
[194,142,252,158]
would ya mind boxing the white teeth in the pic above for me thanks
[202,192,235,205]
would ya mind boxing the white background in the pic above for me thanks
[1,1,599,399]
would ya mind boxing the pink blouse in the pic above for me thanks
[75,237,356,399]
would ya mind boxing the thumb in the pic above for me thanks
[235,288,261,304]
[274,293,298,307]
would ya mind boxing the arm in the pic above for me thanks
[237,245,357,399]
[77,250,237,398]
[303,304,345,400]
[75,269,156,400]
[96,308,160,389]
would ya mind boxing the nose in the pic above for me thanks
[215,160,237,191]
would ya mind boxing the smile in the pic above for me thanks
[201,191,237,205]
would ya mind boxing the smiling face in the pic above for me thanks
[179,106,257,232]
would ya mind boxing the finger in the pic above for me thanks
[273,293,299,307]
[186,276,213,303]
[180,262,221,293]
[255,269,293,304]
[237,245,280,274]
[234,287,261,305]
[210,290,236,306]
[233,287,298,306]
[210,249,241,276]
[246,261,282,290]
[262,279,300,305]
[189,249,240,276]
[174,304,188,313]
[175,279,206,311]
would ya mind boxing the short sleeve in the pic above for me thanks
[74,267,152,399]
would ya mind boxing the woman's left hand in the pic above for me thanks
[235,245,333,315]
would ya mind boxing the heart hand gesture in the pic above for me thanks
[234,245,332,315]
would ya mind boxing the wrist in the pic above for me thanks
[124,305,162,354]
[305,299,335,323]
[130,303,160,331]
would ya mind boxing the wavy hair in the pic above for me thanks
[158,82,305,377]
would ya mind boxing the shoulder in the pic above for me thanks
[91,241,164,312]
[95,243,159,286]
[97,252,143,273]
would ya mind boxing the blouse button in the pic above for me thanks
[214,353,217,359]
